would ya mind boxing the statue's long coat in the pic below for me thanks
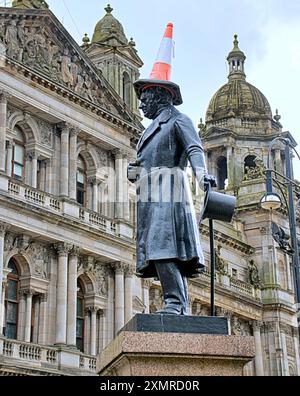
[135,105,206,279]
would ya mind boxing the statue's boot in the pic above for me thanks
[154,261,189,315]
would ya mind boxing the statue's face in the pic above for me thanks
[139,91,160,120]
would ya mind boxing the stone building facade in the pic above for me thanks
[0,2,299,376]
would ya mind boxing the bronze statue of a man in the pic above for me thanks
[128,79,208,315]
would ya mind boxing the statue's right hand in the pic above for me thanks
[127,162,141,183]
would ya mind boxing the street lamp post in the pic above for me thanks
[261,137,300,337]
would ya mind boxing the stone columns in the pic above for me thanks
[252,321,264,376]
[124,265,134,323]
[292,327,300,376]
[38,160,46,191]
[114,150,124,219]
[0,91,9,174]
[52,130,61,195]
[45,159,51,194]
[84,308,90,355]
[274,149,283,175]
[31,152,38,189]
[90,306,98,356]
[106,266,115,344]
[17,291,26,340]
[279,325,290,376]
[114,149,131,220]
[0,223,9,336]
[226,145,235,188]
[32,296,40,344]
[38,294,48,345]
[114,262,125,334]
[67,247,79,347]
[142,280,152,314]
[101,309,108,350]
[59,123,71,197]
[24,290,34,343]
[25,152,32,186]
[5,141,12,177]
[55,243,72,345]
[107,153,115,218]
[0,286,5,334]
[90,178,99,213]
[69,128,78,201]
[123,154,130,221]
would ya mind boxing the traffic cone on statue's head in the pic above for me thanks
[134,23,183,106]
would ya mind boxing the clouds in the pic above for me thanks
[46,0,300,177]
[245,14,300,177]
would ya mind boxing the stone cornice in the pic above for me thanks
[200,223,253,254]
[4,58,141,138]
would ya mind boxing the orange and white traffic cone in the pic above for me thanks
[134,23,182,106]
[150,23,174,81]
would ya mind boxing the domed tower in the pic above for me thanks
[83,4,143,116]
[201,35,289,193]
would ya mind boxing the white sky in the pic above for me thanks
[4,0,300,178]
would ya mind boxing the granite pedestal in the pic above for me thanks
[98,315,255,377]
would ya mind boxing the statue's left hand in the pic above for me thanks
[204,174,217,191]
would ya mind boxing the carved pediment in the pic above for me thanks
[0,8,142,129]
[85,43,143,68]
[202,126,232,139]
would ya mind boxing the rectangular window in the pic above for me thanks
[13,163,23,179]
[77,189,84,206]
[7,280,18,300]
[6,302,17,323]
[14,145,24,163]
[5,323,17,340]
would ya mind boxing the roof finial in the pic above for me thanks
[233,34,239,49]
[82,33,90,45]
[105,4,113,14]
[129,37,136,47]
[274,109,282,123]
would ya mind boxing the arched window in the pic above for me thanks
[123,72,131,107]
[4,259,20,340]
[217,156,228,190]
[244,155,256,174]
[12,126,25,180]
[76,280,85,352]
[77,156,86,206]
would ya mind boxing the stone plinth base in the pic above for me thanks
[120,314,229,335]
[98,331,255,377]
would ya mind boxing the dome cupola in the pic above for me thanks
[227,34,246,81]
[206,35,272,123]
[92,4,128,46]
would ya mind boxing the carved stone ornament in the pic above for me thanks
[248,260,262,289]
[12,0,49,10]
[92,264,108,296]
[215,245,228,275]
[0,14,125,118]
[25,242,49,279]
[96,147,108,167]
[231,316,251,336]
[243,158,266,181]
[0,222,10,237]
[272,222,293,253]
[37,119,53,148]
[4,232,18,252]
